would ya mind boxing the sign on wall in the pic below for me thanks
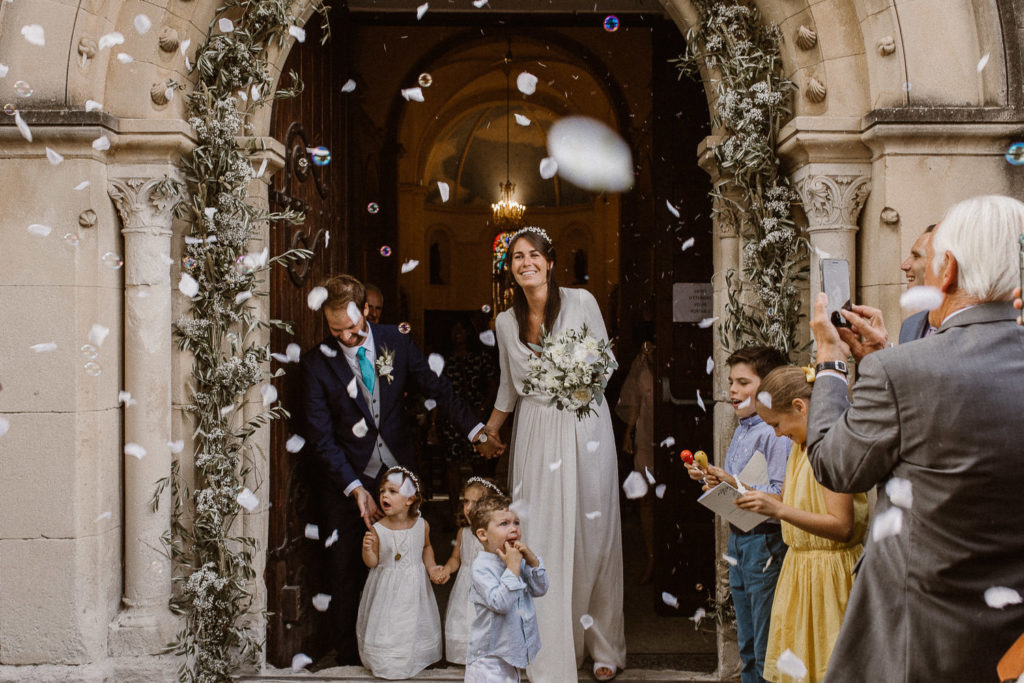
[672,283,713,322]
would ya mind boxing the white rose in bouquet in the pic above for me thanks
[521,324,617,419]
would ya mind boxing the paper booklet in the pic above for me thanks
[737,450,770,488]
[698,482,769,532]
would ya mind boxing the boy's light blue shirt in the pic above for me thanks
[467,550,549,668]
[725,413,790,498]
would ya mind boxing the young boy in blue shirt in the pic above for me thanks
[465,494,548,683]
[686,346,791,683]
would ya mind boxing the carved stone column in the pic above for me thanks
[107,175,182,655]
[791,165,872,303]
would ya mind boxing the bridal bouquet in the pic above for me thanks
[521,325,618,419]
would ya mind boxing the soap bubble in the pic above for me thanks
[1005,142,1024,166]
[398,322,411,334]
[182,256,198,270]
[13,80,33,98]
[902,82,912,92]
[603,15,619,32]
[101,251,123,269]
[379,245,392,257]
[3,104,14,116]
[481,304,492,313]
[63,232,80,246]
[418,72,433,87]
[84,361,102,376]
[310,146,331,166]
[367,202,380,214]
[80,344,98,360]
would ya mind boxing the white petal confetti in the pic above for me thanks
[885,477,913,509]
[977,53,990,72]
[514,113,531,126]
[0,417,9,438]
[89,323,110,347]
[691,607,706,623]
[871,506,903,541]
[168,440,184,454]
[696,389,706,412]
[134,14,152,35]
[401,87,425,102]
[764,555,773,571]
[681,237,695,251]
[220,405,234,417]
[723,553,738,566]
[479,330,496,347]
[180,39,191,56]
[585,510,602,520]
[260,384,278,407]
[659,436,676,448]
[736,397,751,410]
[98,32,125,50]
[320,343,338,358]
[549,459,562,472]
[352,418,368,438]
[346,300,362,325]
[428,353,445,376]
[236,488,259,512]
[646,467,656,483]
[21,25,45,46]
[235,291,252,305]
[94,511,112,523]
[286,434,306,453]
[14,111,32,142]
[757,391,773,410]
[0,64,7,78]
[124,443,147,459]
[284,343,301,363]
[416,2,429,20]
[304,524,320,540]
[30,342,56,352]
[586,441,600,453]
[899,286,943,311]
[438,181,450,202]
[92,135,110,151]
[46,148,64,165]
[118,391,136,407]
[580,613,594,629]
[290,653,312,672]
[312,593,332,612]
[510,499,529,522]
[473,0,488,6]
[27,224,52,237]
[399,477,417,498]
[622,471,649,499]
[666,200,680,218]
[547,116,633,192]
[401,259,420,273]
[661,592,679,609]
[517,72,538,95]
[342,79,357,93]
[347,377,358,398]
[984,586,1022,609]
[74,181,91,191]
[423,398,437,411]
[218,18,234,33]
[539,157,558,179]
[706,357,714,374]
[777,649,808,679]
[289,25,306,43]
[324,529,339,547]
[178,273,199,298]
[655,484,667,499]
[698,317,718,328]
[307,286,328,311]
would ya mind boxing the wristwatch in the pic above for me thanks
[815,360,849,375]
[475,433,489,444]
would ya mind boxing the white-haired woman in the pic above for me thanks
[484,227,626,682]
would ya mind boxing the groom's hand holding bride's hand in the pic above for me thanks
[475,429,506,459]
[353,486,382,529]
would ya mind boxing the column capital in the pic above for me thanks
[791,164,872,232]
[108,176,182,233]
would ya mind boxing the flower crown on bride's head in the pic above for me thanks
[510,226,551,246]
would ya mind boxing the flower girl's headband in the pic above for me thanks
[465,476,503,496]
[384,466,422,498]
[510,226,551,246]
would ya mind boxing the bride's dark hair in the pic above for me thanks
[507,231,561,345]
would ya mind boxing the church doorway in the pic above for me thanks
[264,2,717,673]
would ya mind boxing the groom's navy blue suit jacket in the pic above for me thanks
[301,323,480,492]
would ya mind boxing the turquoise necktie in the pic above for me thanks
[356,347,375,393]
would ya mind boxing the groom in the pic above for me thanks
[301,274,501,664]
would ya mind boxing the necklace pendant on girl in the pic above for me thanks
[394,553,402,562]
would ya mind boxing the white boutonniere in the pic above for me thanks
[375,347,395,384]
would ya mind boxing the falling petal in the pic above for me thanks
[736,397,751,410]
[27,224,51,237]
[885,477,913,509]
[88,324,110,347]
[401,87,425,102]
[813,246,831,259]
[691,607,706,623]
[871,506,903,541]
[304,524,320,540]
[416,2,429,19]
[549,459,562,472]
[437,181,450,202]
[134,14,152,34]
[0,417,10,437]
[99,32,125,50]
[517,71,538,95]
[347,377,358,398]
[180,38,191,56]
[352,418,368,438]
[346,300,362,325]
[723,553,738,566]
[757,392,772,409]
[510,499,529,522]
[479,330,496,347]
[320,343,338,358]
[94,511,112,523]
[514,113,531,126]
[46,147,64,165]
[428,353,445,376]
[681,237,695,251]
[30,342,56,352]
[622,471,649,499]
[399,478,417,498]
[289,25,306,43]
[644,468,656,484]
[776,649,808,679]
[312,593,332,611]
[539,157,558,179]
[237,488,259,512]
[270,352,290,363]
[118,391,136,406]
[291,653,312,672]
[0,64,8,78]
[764,555,773,571]
[977,53,990,72]
[899,286,943,311]
[585,510,602,520]
[14,111,32,142]
[21,25,45,46]
[547,116,633,192]
[655,484,667,499]
[235,290,252,305]
[580,614,594,629]
[659,436,676,448]
[342,79,357,93]
[286,434,306,453]
[666,200,680,218]
[473,0,488,6]
[696,389,706,412]
[92,135,110,151]
[324,529,339,547]
[74,181,91,191]
[178,273,199,298]
[661,592,679,609]
[586,441,600,453]
[401,259,420,274]
[218,18,234,33]
[260,384,278,407]
[706,357,714,374]
[168,440,184,454]
[220,405,234,417]
[984,586,1022,609]
[421,398,437,412]
[698,317,718,328]
[124,443,147,459]
[307,286,328,311]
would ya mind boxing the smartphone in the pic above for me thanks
[820,258,853,328]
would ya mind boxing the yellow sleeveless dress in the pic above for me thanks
[763,443,868,683]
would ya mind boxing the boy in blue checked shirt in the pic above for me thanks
[686,346,791,683]
[465,494,548,683]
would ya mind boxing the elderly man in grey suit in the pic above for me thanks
[806,194,1024,682]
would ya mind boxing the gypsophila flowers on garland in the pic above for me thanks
[521,325,618,419]
[156,2,329,682]
[674,0,807,355]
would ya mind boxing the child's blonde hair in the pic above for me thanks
[381,466,423,516]
[756,366,813,412]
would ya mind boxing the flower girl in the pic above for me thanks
[439,477,505,664]
[356,466,445,679]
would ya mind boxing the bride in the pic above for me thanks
[484,226,626,682]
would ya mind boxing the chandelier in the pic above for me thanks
[491,47,526,231]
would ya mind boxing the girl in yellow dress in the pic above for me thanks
[734,366,868,682]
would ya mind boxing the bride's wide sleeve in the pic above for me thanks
[493,313,519,413]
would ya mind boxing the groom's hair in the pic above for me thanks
[320,274,366,312]
[469,494,512,534]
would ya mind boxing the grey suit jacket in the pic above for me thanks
[897,309,930,344]
[806,302,1024,682]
